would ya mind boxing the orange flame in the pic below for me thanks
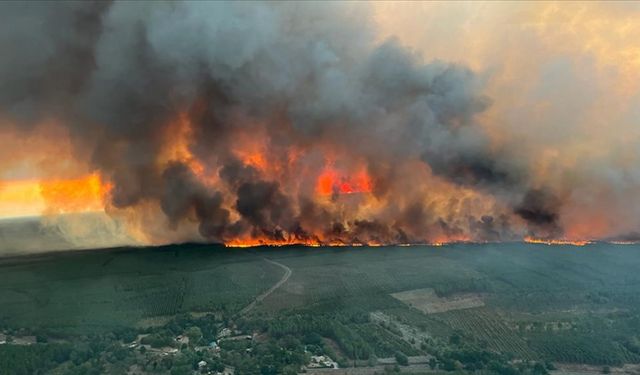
[524,237,592,246]
[161,113,208,181]
[225,238,322,248]
[316,166,372,195]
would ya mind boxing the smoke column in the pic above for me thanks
[1,1,638,249]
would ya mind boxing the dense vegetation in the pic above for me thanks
[1,242,640,374]
[0,244,282,332]
[0,343,72,375]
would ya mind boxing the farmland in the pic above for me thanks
[256,243,640,367]
[1,242,640,373]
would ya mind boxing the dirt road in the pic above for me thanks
[237,257,291,316]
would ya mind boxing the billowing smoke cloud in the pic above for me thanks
[372,2,640,243]
[0,1,580,246]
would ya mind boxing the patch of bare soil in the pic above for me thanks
[135,316,174,328]
[370,311,432,351]
[391,288,484,314]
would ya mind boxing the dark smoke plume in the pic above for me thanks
[0,1,557,244]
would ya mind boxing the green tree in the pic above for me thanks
[532,362,548,375]
[186,327,203,346]
[449,333,461,346]
[395,351,409,366]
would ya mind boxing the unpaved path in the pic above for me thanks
[237,257,291,316]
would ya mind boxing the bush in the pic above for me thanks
[36,335,48,344]
[395,351,409,366]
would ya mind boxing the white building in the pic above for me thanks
[308,355,338,369]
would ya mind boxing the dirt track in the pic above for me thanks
[237,257,292,316]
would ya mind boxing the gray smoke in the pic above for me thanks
[0,1,559,244]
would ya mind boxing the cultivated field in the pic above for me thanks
[391,288,485,314]
[258,243,640,365]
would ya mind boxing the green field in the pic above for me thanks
[1,243,640,373]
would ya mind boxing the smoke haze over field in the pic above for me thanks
[1,1,640,250]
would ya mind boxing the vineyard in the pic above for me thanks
[527,333,638,365]
[433,308,534,359]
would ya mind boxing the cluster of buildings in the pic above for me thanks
[307,355,338,369]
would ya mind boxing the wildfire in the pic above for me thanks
[524,237,592,246]
[225,236,640,248]
[229,126,277,175]
[239,152,268,171]
[161,113,208,181]
[223,236,471,248]
[223,241,472,248]
[225,238,322,248]
[316,166,372,195]
[0,96,621,251]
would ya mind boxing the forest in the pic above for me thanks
[1,242,639,374]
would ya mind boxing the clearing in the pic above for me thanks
[391,287,484,314]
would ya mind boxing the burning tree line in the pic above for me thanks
[0,2,631,247]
